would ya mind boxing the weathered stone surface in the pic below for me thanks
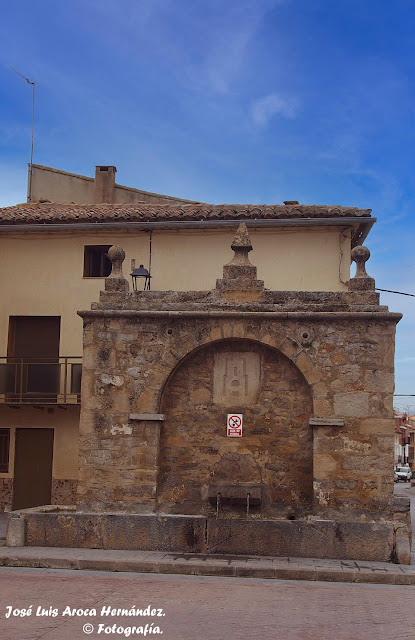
[0,478,13,511]
[213,351,261,405]
[309,417,344,427]
[359,418,394,436]
[17,511,411,563]
[216,223,264,298]
[129,413,165,421]
[51,479,77,505]
[395,530,411,565]
[334,392,369,417]
[349,246,376,291]
[206,518,397,562]
[6,514,25,547]
[158,339,313,516]
[76,304,403,518]
[23,512,206,552]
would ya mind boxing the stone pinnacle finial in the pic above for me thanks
[231,222,252,253]
[349,245,375,291]
[215,223,264,299]
[229,223,253,266]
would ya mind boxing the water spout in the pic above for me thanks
[216,492,221,519]
[246,492,250,517]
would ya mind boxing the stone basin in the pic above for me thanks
[5,507,411,564]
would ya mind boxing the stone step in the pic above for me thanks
[1,546,415,585]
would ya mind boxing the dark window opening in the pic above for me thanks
[0,429,10,473]
[84,245,112,278]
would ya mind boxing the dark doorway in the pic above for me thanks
[12,428,54,510]
[7,317,61,401]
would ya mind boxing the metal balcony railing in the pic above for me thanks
[0,357,82,405]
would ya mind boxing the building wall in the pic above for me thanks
[0,407,79,511]
[31,165,95,204]
[0,226,350,356]
[30,165,196,205]
[112,185,192,204]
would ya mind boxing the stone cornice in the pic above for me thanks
[78,309,402,323]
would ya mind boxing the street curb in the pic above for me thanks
[1,547,415,585]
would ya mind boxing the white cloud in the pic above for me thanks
[251,93,299,127]
[184,1,286,95]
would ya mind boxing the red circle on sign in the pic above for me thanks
[229,415,242,428]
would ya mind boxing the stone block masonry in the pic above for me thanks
[77,308,400,522]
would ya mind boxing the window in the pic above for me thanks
[0,429,10,473]
[83,245,112,277]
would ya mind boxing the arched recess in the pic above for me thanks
[157,338,313,517]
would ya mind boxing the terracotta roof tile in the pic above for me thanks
[0,202,372,225]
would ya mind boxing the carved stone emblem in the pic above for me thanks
[213,352,261,405]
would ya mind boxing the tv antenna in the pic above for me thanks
[10,67,36,202]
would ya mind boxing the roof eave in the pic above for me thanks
[0,216,375,245]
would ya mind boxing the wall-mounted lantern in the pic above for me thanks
[130,264,151,291]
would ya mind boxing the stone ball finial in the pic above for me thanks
[107,245,125,279]
[351,245,370,278]
[351,245,370,263]
[349,244,375,291]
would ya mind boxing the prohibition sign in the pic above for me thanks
[227,413,243,437]
[228,415,242,429]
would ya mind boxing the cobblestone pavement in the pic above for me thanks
[1,567,415,640]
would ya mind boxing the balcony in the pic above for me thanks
[0,357,82,405]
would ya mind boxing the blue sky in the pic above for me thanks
[1,0,415,410]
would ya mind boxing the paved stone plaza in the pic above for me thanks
[1,567,415,640]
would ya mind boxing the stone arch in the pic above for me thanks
[157,337,313,517]
[138,320,320,414]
